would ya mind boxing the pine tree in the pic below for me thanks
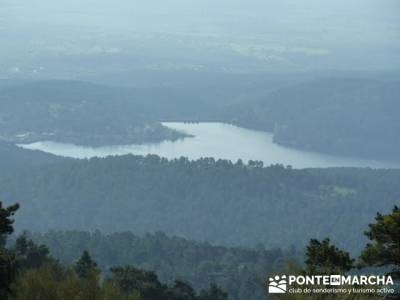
[74,250,98,279]
[0,201,19,299]
[305,238,354,274]
[0,202,19,247]
[360,206,400,278]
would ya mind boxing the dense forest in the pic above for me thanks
[1,146,399,253]
[0,142,65,171]
[222,77,400,159]
[1,199,398,299]
[1,202,232,300]
[0,81,188,146]
[26,230,286,300]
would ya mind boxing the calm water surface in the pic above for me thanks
[18,122,400,169]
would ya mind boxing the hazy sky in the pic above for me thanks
[1,0,399,78]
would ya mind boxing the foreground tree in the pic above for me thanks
[14,234,52,272]
[12,263,67,300]
[198,283,228,300]
[360,206,400,278]
[166,280,197,300]
[0,201,19,299]
[109,266,165,300]
[12,261,117,300]
[109,266,228,300]
[1,200,228,300]
[305,238,354,275]
[74,250,99,279]
[0,249,16,300]
[0,202,19,247]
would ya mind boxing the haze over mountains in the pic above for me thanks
[1,74,399,160]
[2,0,399,80]
[1,1,399,299]
[223,76,400,158]
[2,0,399,158]
[0,80,187,146]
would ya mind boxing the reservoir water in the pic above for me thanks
[18,122,400,169]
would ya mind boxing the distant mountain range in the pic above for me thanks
[0,80,187,146]
[1,73,399,160]
[222,77,400,160]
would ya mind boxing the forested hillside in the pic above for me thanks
[1,153,399,252]
[1,203,233,300]
[223,78,400,159]
[3,75,399,161]
[27,230,287,300]
[0,142,64,171]
[2,0,399,298]
[0,80,187,146]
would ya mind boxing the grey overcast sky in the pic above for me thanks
[1,0,399,77]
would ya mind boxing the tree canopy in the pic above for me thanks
[361,206,400,278]
[2,154,399,252]
[305,238,354,275]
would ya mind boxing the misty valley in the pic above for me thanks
[1,1,399,299]
[18,122,400,169]
[1,74,399,300]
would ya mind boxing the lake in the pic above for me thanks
[18,122,400,169]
